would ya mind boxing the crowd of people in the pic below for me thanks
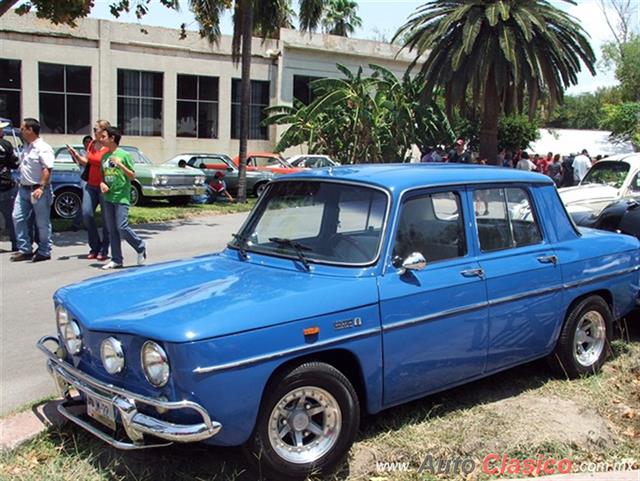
[0,118,146,268]
[421,138,604,187]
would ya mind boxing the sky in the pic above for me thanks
[84,0,630,95]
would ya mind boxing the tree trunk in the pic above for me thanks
[479,69,499,165]
[0,0,20,18]
[237,0,253,203]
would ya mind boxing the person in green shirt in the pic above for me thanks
[99,126,147,269]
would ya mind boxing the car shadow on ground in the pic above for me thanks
[39,319,640,481]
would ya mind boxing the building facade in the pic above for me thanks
[0,11,414,163]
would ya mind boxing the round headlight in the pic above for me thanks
[141,341,170,387]
[101,337,125,374]
[56,306,69,333]
[64,320,82,355]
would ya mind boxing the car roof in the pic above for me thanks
[590,153,640,166]
[275,163,555,192]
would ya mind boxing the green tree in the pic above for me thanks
[497,114,540,152]
[545,92,603,130]
[395,0,596,164]
[600,102,640,150]
[322,0,362,37]
[601,36,640,102]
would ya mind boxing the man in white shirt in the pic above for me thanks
[516,152,536,171]
[11,118,54,262]
[572,149,592,184]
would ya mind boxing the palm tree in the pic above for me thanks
[322,0,362,37]
[395,0,596,163]
[190,0,325,201]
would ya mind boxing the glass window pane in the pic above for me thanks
[231,103,240,139]
[66,94,91,134]
[39,93,65,133]
[0,90,20,126]
[198,102,218,138]
[176,100,197,137]
[118,69,139,96]
[140,71,162,98]
[199,76,218,101]
[66,66,91,94]
[231,79,240,103]
[506,188,542,247]
[252,80,269,105]
[140,98,162,136]
[475,188,512,251]
[394,192,466,263]
[39,63,64,92]
[118,96,140,136]
[0,59,21,90]
[177,74,197,100]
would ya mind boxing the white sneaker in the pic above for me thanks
[137,247,147,265]
[102,261,123,270]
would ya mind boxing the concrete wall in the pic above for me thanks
[0,11,415,163]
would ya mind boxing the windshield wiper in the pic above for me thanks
[231,233,251,259]
[269,237,312,271]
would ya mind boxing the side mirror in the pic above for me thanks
[393,252,427,275]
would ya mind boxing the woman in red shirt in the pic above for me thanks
[68,120,110,260]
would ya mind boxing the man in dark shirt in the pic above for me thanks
[448,138,471,163]
[0,126,19,251]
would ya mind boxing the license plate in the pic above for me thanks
[86,394,116,431]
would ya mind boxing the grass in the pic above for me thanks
[51,199,256,232]
[2,330,639,481]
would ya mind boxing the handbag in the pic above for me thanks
[80,164,90,182]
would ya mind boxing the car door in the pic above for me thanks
[471,185,563,372]
[379,188,489,406]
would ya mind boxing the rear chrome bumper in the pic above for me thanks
[37,336,221,450]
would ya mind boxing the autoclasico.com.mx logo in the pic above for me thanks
[374,453,638,477]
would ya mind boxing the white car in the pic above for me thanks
[286,154,338,168]
[559,153,640,217]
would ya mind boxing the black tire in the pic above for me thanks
[168,195,191,206]
[549,295,612,378]
[53,188,82,219]
[130,183,142,206]
[244,362,360,481]
[253,182,268,197]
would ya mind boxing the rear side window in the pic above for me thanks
[474,187,542,252]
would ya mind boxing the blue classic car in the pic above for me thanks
[38,164,640,479]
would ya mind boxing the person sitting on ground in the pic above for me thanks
[207,171,234,203]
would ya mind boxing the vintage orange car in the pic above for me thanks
[232,152,304,175]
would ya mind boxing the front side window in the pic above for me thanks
[250,156,283,168]
[176,74,218,138]
[117,69,163,136]
[231,79,269,140]
[393,191,466,263]
[474,187,542,252]
[0,59,21,127]
[39,63,91,134]
[233,181,388,265]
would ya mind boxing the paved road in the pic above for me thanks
[0,212,248,416]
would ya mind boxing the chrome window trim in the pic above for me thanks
[227,179,393,268]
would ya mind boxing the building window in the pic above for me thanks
[231,79,269,140]
[0,59,21,127]
[176,74,218,138]
[293,75,322,106]
[117,69,163,136]
[38,63,91,134]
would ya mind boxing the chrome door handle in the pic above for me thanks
[461,268,485,279]
[537,255,558,265]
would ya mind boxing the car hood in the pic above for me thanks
[135,165,200,176]
[55,254,378,343]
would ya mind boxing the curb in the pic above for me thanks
[0,399,65,451]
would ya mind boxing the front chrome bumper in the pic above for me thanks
[37,336,221,450]
[141,185,205,197]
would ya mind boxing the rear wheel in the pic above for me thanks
[53,188,82,219]
[549,296,612,378]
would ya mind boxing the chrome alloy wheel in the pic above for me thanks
[267,386,342,464]
[574,310,606,367]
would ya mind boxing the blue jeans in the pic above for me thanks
[13,185,53,257]
[0,185,17,250]
[102,201,144,265]
[82,184,109,256]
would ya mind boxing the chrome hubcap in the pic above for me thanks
[268,386,341,464]
[57,193,79,218]
[574,310,606,367]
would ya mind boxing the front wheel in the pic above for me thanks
[130,184,142,206]
[549,296,612,378]
[245,362,359,481]
[253,182,268,197]
[53,188,82,219]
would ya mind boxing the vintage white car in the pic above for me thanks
[559,153,640,217]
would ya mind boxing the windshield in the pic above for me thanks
[122,147,152,165]
[232,181,388,266]
[581,161,630,188]
[251,156,287,168]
